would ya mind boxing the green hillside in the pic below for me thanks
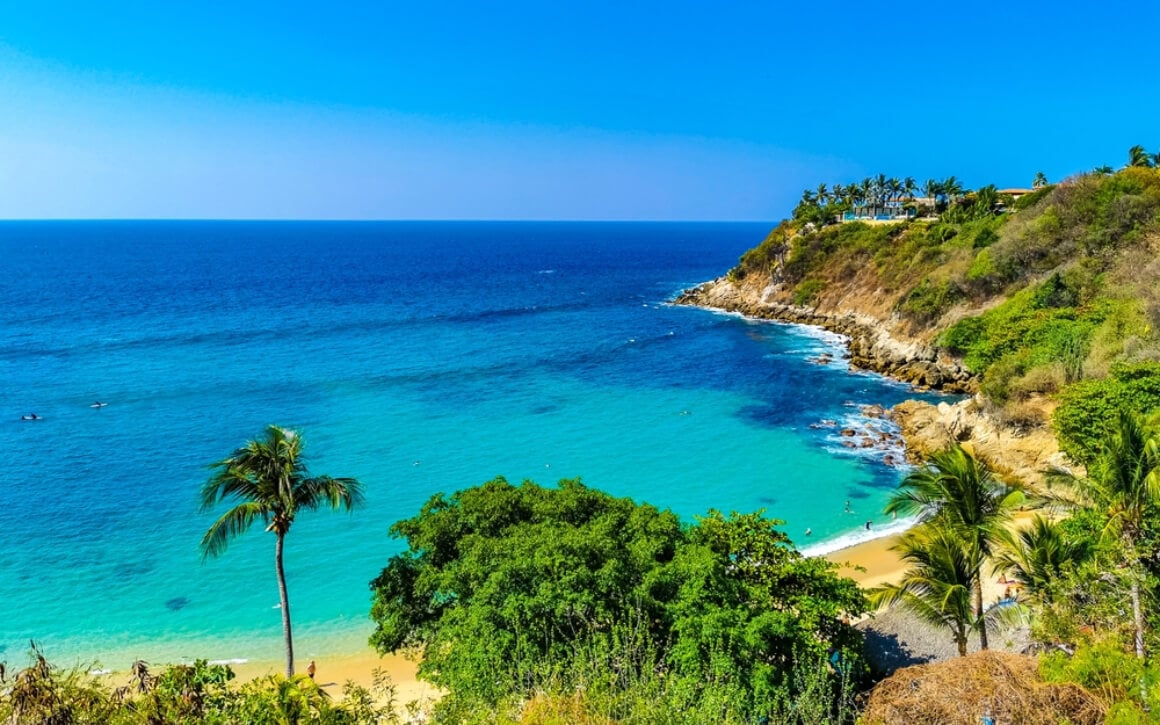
[732,161,1160,465]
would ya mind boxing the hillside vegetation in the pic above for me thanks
[732,164,1160,458]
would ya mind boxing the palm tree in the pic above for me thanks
[884,445,1025,650]
[942,176,964,204]
[870,529,980,656]
[903,176,917,200]
[994,516,1090,604]
[201,425,365,676]
[923,178,941,213]
[816,183,829,205]
[1128,145,1152,168]
[1057,411,1160,659]
[1033,171,1048,189]
[1094,165,1114,175]
[974,184,999,219]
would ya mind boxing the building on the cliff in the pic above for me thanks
[839,196,919,223]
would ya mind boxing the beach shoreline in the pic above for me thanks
[83,529,908,703]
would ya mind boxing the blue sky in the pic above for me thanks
[2,1,1159,220]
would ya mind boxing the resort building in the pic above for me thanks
[839,197,921,223]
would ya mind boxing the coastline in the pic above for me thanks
[87,275,1021,700]
[674,276,976,394]
[674,276,1068,485]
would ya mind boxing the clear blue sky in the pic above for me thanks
[2,1,1158,220]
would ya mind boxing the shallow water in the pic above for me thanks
[0,221,945,666]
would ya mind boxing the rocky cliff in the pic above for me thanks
[674,275,1065,484]
[675,276,975,394]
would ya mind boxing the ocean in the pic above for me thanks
[0,221,943,668]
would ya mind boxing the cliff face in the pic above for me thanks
[675,275,1065,484]
[675,276,975,394]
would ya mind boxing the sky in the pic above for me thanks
[2,1,1159,220]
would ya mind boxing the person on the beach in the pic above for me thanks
[307,660,316,680]
[865,520,872,530]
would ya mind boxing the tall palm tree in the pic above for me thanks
[994,516,1090,604]
[870,529,980,656]
[884,445,1025,650]
[1033,171,1048,189]
[1128,145,1152,168]
[942,176,964,203]
[923,178,941,213]
[903,176,917,200]
[816,183,829,205]
[974,184,999,219]
[201,425,365,676]
[1058,411,1160,659]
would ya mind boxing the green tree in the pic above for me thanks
[903,176,917,199]
[942,175,964,203]
[869,529,980,656]
[369,478,864,717]
[884,445,1025,650]
[1057,411,1160,659]
[1033,171,1048,189]
[1128,145,1153,168]
[1094,165,1114,175]
[994,516,1091,604]
[200,425,364,676]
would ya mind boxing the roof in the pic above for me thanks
[997,188,1036,195]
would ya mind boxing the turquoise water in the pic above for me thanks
[0,221,939,667]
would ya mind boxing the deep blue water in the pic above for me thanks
[0,221,938,666]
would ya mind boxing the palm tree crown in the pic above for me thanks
[1128,145,1153,168]
[995,516,1090,604]
[870,529,980,657]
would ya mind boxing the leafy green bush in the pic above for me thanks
[899,278,962,323]
[793,278,827,306]
[1053,362,1160,465]
[0,651,398,724]
[1012,185,1054,210]
[1040,639,1160,717]
[937,280,1100,378]
[369,478,866,720]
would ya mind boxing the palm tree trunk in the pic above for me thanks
[974,576,989,650]
[276,533,295,676]
[957,633,967,657]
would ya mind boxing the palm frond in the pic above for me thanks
[294,476,365,511]
[200,501,267,559]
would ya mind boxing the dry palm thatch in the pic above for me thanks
[861,650,1104,725]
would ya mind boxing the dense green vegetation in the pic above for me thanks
[0,653,400,724]
[369,477,865,722]
[736,156,1160,427]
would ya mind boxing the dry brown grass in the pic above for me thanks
[861,651,1105,725]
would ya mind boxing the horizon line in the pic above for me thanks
[0,217,776,224]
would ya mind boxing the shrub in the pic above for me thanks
[899,278,962,323]
[369,479,867,719]
[1009,363,1065,399]
[1053,362,1160,464]
[793,278,827,306]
